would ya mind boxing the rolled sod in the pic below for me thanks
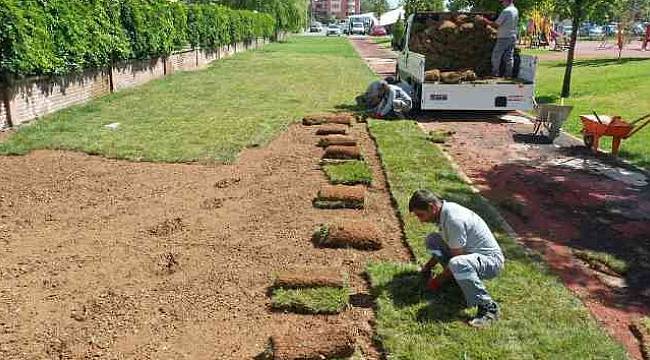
[313,220,383,250]
[303,113,353,126]
[315,124,348,135]
[270,287,350,315]
[273,269,345,289]
[313,185,365,209]
[322,145,362,160]
[317,135,357,147]
[270,327,356,360]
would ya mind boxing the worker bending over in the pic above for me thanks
[374,81,412,118]
[409,190,505,327]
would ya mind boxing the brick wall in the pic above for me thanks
[0,38,269,129]
[9,70,110,126]
[112,58,165,91]
[0,98,7,130]
[168,50,199,74]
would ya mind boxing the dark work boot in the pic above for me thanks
[469,301,500,328]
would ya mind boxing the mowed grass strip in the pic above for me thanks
[0,37,375,163]
[323,161,372,185]
[535,58,650,169]
[367,120,627,359]
[271,287,350,314]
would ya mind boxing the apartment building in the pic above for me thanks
[312,0,360,21]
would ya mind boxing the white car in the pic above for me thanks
[351,22,365,35]
[326,25,342,36]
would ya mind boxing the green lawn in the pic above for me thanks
[0,37,375,163]
[367,120,627,359]
[323,160,373,185]
[271,287,350,314]
[535,58,650,169]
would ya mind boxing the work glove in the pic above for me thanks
[426,277,444,292]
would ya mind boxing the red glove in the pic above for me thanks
[427,277,443,292]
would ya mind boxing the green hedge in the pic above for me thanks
[0,0,274,77]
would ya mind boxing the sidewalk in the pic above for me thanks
[348,36,397,78]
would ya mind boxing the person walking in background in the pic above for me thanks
[642,23,650,51]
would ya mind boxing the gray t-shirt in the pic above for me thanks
[495,4,519,39]
[439,201,503,257]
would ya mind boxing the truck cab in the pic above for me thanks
[397,12,537,111]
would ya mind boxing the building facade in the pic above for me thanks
[312,0,360,21]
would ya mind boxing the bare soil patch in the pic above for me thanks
[316,124,348,136]
[0,120,409,358]
[314,185,366,209]
[273,269,345,289]
[323,145,362,160]
[303,113,354,126]
[314,220,383,251]
[270,324,356,360]
[318,135,357,147]
[420,119,650,359]
[147,217,185,237]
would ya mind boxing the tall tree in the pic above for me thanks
[370,0,390,19]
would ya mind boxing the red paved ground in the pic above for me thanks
[534,40,650,61]
[348,36,397,78]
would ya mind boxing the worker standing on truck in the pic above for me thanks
[489,0,519,77]
[409,190,505,328]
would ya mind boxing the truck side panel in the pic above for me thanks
[421,83,535,111]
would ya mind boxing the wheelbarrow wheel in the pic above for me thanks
[583,134,595,149]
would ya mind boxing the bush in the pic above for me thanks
[0,0,274,78]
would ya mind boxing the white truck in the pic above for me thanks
[397,12,537,111]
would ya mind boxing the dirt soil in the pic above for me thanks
[419,118,650,359]
[273,269,345,289]
[270,321,355,360]
[0,121,410,358]
[322,220,383,251]
[323,145,362,160]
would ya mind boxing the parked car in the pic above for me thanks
[606,23,618,36]
[370,25,387,36]
[350,22,365,35]
[561,25,573,36]
[309,23,323,33]
[588,25,604,38]
[326,24,342,36]
[340,21,350,34]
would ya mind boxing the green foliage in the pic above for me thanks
[199,0,308,33]
[323,161,373,185]
[391,17,406,50]
[403,0,445,17]
[0,0,274,77]
[271,287,350,314]
[573,249,629,275]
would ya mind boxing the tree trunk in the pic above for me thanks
[561,0,583,98]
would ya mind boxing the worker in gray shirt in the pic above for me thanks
[409,190,505,327]
[486,0,519,77]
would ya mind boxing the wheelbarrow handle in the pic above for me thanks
[592,110,604,124]
[630,113,650,126]
[627,115,650,139]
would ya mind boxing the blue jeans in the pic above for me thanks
[492,37,517,77]
[426,233,504,307]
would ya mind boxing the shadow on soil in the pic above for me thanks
[476,154,650,309]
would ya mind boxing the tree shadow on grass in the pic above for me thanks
[551,57,650,68]
[536,95,561,105]
[374,270,467,323]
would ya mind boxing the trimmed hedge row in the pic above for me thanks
[0,0,274,77]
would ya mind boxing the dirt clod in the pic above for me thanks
[303,113,354,126]
[273,269,345,289]
[315,220,383,250]
[318,135,357,148]
[323,145,362,160]
[270,326,356,360]
[314,185,365,209]
[315,124,348,135]
[201,197,225,210]
[214,177,241,189]
[148,218,185,237]
[159,252,180,274]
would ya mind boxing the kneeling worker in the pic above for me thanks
[374,81,412,118]
[409,190,505,327]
